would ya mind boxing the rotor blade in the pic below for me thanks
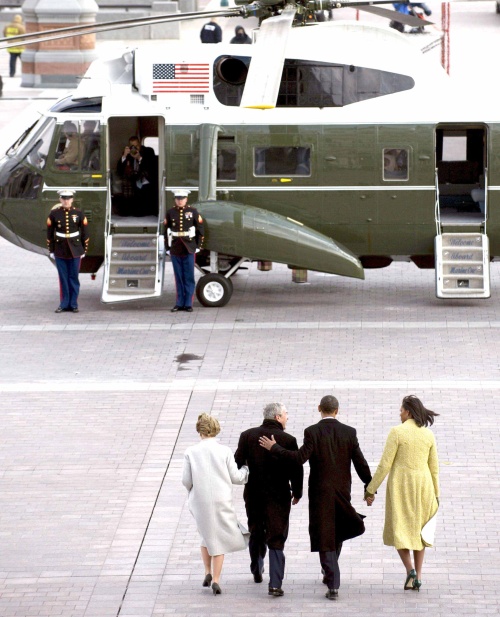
[357,5,433,27]
[0,9,242,50]
[240,6,295,110]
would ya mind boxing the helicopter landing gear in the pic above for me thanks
[196,273,233,307]
[195,251,247,307]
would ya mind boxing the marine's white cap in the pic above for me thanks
[172,189,190,198]
[58,189,75,198]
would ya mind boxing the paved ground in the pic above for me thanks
[0,2,499,617]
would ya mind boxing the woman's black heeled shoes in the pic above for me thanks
[202,573,212,587]
[413,579,422,592]
[404,569,416,590]
[212,582,222,595]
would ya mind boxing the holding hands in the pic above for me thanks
[364,493,375,507]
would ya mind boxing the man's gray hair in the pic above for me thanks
[263,402,287,420]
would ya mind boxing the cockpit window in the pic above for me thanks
[7,117,54,163]
[0,158,42,200]
[6,118,40,156]
[214,57,415,107]
[53,120,101,172]
[24,118,56,169]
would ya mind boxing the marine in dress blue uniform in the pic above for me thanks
[164,190,204,312]
[47,190,89,313]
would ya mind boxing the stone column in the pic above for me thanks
[22,0,99,88]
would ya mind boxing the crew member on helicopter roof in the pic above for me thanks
[200,19,222,44]
[164,190,204,313]
[230,25,252,44]
[47,190,89,314]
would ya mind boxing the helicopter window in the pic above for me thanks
[23,118,56,170]
[52,120,102,172]
[9,117,55,166]
[383,148,408,181]
[7,117,41,156]
[0,160,42,200]
[254,147,310,177]
[143,137,159,155]
[213,57,414,108]
[217,148,237,181]
[442,133,467,161]
[49,96,102,113]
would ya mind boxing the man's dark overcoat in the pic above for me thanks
[235,419,303,549]
[271,418,372,552]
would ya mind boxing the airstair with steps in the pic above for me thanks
[435,232,490,299]
[101,232,165,302]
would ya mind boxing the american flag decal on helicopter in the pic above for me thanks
[152,63,210,93]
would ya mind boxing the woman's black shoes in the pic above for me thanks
[404,569,417,590]
[413,579,422,592]
[211,582,222,595]
[202,573,212,587]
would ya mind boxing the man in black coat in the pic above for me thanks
[260,395,372,601]
[116,136,157,215]
[235,403,303,597]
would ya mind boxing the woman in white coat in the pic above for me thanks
[182,413,249,594]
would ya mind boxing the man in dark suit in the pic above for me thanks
[116,136,157,215]
[260,395,372,601]
[235,403,303,597]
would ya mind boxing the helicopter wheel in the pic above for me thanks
[196,273,233,307]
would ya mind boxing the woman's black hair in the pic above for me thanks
[402,395,439,427]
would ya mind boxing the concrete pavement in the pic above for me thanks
[0,2,499,616]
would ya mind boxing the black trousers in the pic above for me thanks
[249,527,286,589]
[319,542,343,590]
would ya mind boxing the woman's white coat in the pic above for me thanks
[182,437,249,556]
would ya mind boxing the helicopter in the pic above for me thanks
[0,1,494,307]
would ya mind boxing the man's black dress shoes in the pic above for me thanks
[325,589,339,600]
[171,305,183,312]
[268,587,284,597]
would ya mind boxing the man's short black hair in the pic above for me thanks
[319,395,339,413]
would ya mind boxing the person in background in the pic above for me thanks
[182,413,249,595]
[364,395,440,593]
[230,25,252,44]
[55,122,80,168]
[200,19,222,43]
[3,14,25,78]
[235,403,303,597]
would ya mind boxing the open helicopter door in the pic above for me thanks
[101,115,165,303]
[434,125,490,298]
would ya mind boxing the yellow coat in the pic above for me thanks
[366,419,439,550]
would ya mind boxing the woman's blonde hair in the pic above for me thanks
[196,413,220,437]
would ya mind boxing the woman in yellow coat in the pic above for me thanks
[365,395,439,592]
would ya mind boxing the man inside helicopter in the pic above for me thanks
[54,122,80,169]
[116,136,157,217]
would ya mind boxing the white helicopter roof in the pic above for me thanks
[72,21,497,126]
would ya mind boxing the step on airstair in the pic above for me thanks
[101,233,164,303]
[435,232,490,299]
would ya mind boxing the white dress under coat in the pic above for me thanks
[182,437,250,556]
